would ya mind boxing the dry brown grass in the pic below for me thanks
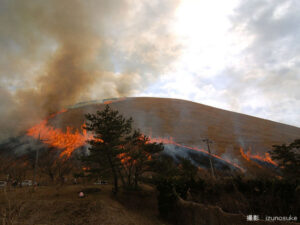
[175,197,299,225]
[51,97,300,159]
[0,188,25,225]
[0,185,168,225]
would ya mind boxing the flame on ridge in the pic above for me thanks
[26,109,94,157]
[240,148,278,167]
[147,136,244,171]
[26,110,276,172]
[26,111,243,171]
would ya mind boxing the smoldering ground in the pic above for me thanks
[0,0,181,140]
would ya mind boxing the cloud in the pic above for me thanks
[142,0,300,127]
[224,0,300,126]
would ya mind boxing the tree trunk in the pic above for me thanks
[134,172,138,190]
[117,167,126,187]
[128,173,131,186]
[48,172,54,183]
[112,166,118,194]
[107,153,118,195]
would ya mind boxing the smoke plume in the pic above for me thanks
[0,0,180,140]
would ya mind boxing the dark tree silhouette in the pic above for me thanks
[269,139,300,179]
[83,105,164,193]
[83,105,133,194]
[121,130,164,189]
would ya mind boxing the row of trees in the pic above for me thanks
[0,149,76,186]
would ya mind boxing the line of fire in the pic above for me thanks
[26,108,278,172]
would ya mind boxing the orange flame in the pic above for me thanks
[240,148,278,167]
[147,135,244,171]
[82,166,90,171]
[26,109,96,157]
[117,153,135,167]
[240,147,250,161]
[27,110,243,171]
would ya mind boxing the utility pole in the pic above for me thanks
[32,134,40,189]
[32,133,47,189]
[203,138,215,179]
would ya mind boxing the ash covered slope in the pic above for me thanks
[49,97,300,156]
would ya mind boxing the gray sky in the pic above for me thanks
[0,0,299,140]
[141,0,300,127]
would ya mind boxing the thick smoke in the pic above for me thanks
[0,0,180,140]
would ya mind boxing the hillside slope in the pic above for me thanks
[48,97,300,157]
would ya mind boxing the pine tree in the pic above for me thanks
[84,105,132,194]
[121,130,164,189]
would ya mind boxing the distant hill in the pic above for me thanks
[49,97,300,157]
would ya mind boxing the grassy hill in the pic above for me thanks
[50,97,300,157]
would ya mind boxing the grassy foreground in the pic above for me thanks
[0,184,168,225]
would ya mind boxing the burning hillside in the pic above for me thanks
[44,97,300,153]
[26,109,92,157]
[17,97,297,172]
[239,148,278,169]
[24,108,240,171]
